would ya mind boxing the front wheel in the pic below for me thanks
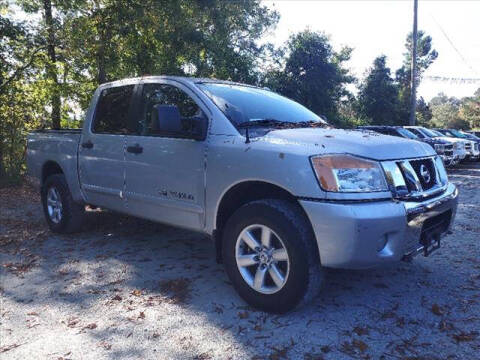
[41,174,85,233]
[222,199,324,313]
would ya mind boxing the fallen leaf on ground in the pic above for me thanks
[431,303,444,316]
[238,311,249,319]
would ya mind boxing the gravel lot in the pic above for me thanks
[1,163,479,359]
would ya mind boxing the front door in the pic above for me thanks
[124,81,208,231]
[78,84,136,212]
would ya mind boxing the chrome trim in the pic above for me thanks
[398,160,422,192]
[382,156,448,201]
[382,161,408,197]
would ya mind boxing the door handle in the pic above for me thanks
[127,144,143,154]
[81,140,94,149]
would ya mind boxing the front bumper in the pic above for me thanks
[440,154,456,167]
[300,183,458,269]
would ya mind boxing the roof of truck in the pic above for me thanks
[100,76,262,89]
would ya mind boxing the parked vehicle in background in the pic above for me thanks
[405,126,467,163]
[26,76,459,313]
[433,129,479,161]
[359,126,456,167]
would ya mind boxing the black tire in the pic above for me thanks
[222,199,324,313]
[41,174,85,233]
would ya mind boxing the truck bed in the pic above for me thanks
[30,128,82,134]
[26,130,83,201]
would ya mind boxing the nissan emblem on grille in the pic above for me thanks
[420,164,431,184]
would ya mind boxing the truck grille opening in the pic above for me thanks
[409,158,437,191]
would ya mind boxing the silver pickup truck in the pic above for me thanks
[27,76,459,313]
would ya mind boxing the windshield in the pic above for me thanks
[397,128,418,139]
[430,129,445,137]
[197,82,326,126]
[449,129,468,138]
[418,127,439,138]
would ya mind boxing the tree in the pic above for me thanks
[429,93,468,129]
[0,10,46,181]
[1,0,279,182]
[415,97,433,126]
[458,89,480,129]
[263,30,354,125]
[17,0,65,129]
[396,31,438,122]
[356,56,400,125]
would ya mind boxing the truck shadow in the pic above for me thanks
[1,164,479,359]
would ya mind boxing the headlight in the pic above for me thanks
[310,154,388,192]
[434,144,445,154]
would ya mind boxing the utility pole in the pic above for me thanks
[409,0,418,126]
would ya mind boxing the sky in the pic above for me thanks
[261,0,480,100]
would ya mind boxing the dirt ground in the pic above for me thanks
[1,163,479,360]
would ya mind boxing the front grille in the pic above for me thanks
[465,143,472,150]
[444,144,453,157]
[409,158,437,191]
[383,156,446,200]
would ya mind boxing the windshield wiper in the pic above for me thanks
[237,119,291,128]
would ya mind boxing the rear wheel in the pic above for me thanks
[41,174,85,233]
[222,199,323,313]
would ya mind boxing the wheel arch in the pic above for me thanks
[41,161,64,185]
[213,180,315,263]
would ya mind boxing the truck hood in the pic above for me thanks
[263,128,435,161]
[435,136,469,145]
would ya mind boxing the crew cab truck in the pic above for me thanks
[406,126,468,163]
[27,76,459,313]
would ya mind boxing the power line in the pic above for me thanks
[430,14,478,76]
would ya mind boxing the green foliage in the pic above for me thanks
[415,97,433,126]
[356,55,400,125]
[263,30,354,126]
[395,31,438,122]
[429,90,480,130]
[1,0,278,181]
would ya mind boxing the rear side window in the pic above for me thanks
[92,85,135,134]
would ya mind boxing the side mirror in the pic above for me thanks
[152,104,207,141]
[152,105,182,133]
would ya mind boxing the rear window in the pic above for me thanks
[92,85,135,134]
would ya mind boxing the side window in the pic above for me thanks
[138,83,205,137]
[92,85,135,134]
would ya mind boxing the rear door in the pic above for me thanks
[78,84,136,212]
[124,80,208,231]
